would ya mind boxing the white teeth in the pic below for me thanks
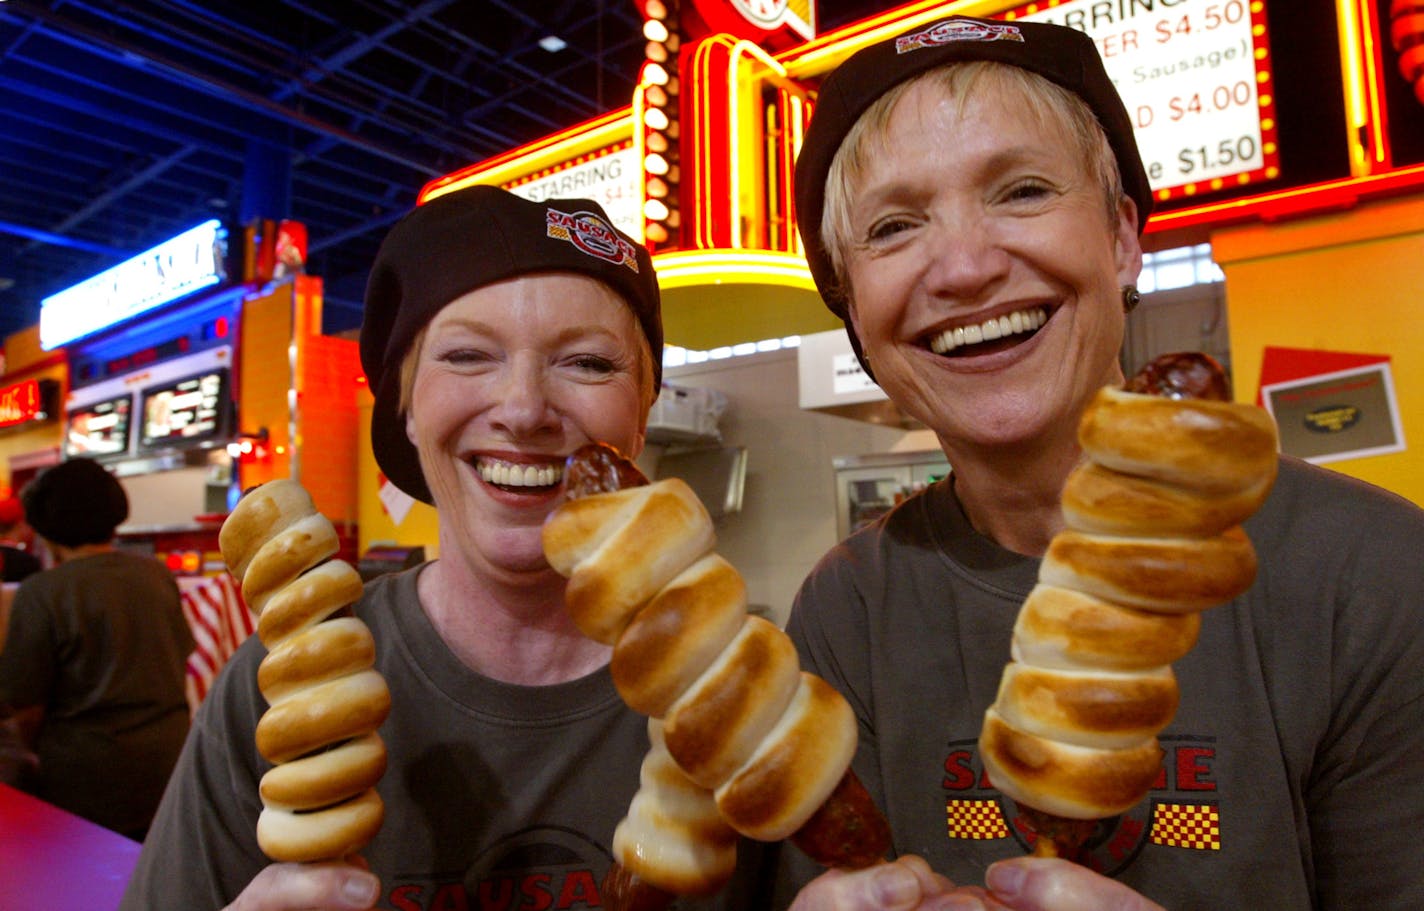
[929,307,1047,354]
[475,457,562,488]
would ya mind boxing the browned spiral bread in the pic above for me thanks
[543,444,887,906]
[220,479,391,863]
[979,354,1278,855]
[610,719,741,898]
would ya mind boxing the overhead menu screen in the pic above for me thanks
[65,395,133,457]
[1009,0,1279,204]
[139,368,228,450]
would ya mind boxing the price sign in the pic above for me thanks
[1011,0,1278,202]
[507,145,642,240]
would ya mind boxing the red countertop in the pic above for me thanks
[0,782,140,908]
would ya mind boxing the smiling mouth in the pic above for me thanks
[928,306,1048,356]
[473,456,564,490]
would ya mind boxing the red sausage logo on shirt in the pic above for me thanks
[942,735,1222,874]
[384,826,611,910]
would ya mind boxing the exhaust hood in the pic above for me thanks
[797,330,923,429]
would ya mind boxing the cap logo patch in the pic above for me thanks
[895,19,1023,53]
[546,209,640,273]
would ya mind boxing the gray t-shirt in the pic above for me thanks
[122,564,727,908]
[778,456,1424,910]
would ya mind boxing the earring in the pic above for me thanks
[1121,285,1141,314]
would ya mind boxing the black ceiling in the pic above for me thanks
[0,0,890,346]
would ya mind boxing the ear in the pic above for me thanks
[1113,196,1144,287]
[626,428,647,462]
[844,296,862,341]
[405,406,418,448]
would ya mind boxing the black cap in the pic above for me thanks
[23,457,129,548]
[794,16,1153,361]
[360,184,663,503]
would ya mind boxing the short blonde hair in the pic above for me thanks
[819,62,1125,304]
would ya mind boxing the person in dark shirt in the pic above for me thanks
[772,13,1424,911]
[0,457,193,839]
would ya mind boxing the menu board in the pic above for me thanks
[65,395,133,458]
[1011,0,1278,203]
[139,368,229,450]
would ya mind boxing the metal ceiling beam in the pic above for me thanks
[17,146,198,259]
[5,2,442,177]
[271,0,458,103]
[0,219,128,256]
[259,0,505,160]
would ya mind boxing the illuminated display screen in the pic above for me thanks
[39,219,228,351]
[138,368,229,451]
[65,395,133,457]
[68,295,237,390]
[0,379,59,430]
[1006,0,1279,204]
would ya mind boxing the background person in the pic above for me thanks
[772,15,1424,911]
[0,457,193,840]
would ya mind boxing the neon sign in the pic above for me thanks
[0,378,59,430]
[1007,0,1280,203]
[40,219,228,351]
[689,0,816,48]
[508,146,642,239]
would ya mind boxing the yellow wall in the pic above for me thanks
[0,327,66,493]
[237,277,362,523]
[237,282,296,487]
[356,387,439,558]
[1213,195,1424,506]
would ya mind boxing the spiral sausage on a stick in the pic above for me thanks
[979,353,1278,858]
[220,479,391,863]
[543,445,890,909]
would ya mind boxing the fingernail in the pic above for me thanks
[343,873,378,904]
[873,865,917,903]
[986,861,1025,898]
[937,896,987,911]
